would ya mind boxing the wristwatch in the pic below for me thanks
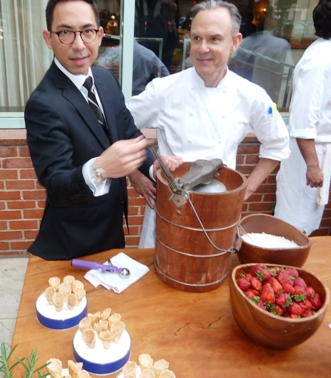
[91,167,106,185]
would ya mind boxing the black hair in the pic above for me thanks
[45,0,100,31]
[313,0,331,39]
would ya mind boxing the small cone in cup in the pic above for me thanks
[63,274,75,290]
[122,361,137,377]
[46,358,62,377]
[99,330,113,349]
[159,370,176,378]
[139,353,153,370]
[52,292,64,312]
[88,311,101,330]
[94,320,108,335]
[44,286,55,305]
[68,360,83,378]
[153,360,169,378]
[100,307,111,320]
[108,312,121,328]
[77,371,92,378]
[48,276,61,291]
[72,279,84,293]
[82,329,96,349]
[78,316,92,333]
[59,282,71,300]
[75,288,86,305]
[140,369,156,378]
[110,320,125,343]
[122,373,135,378]
[66,293,77,310]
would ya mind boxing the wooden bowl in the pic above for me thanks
[236,214,311,267]
[230,263,330,349]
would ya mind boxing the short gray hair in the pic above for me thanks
[190,0,242,35]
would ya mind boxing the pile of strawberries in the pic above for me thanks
[237,264,323,318]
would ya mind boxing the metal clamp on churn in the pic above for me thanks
[150,144,225,207]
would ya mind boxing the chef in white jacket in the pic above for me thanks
[274,0,331,235]
[127,0,290,248]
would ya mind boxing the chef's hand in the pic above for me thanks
[306,166,324,187]
[153,155,183,179]
[95,136,155,178]
[129,170,156,209]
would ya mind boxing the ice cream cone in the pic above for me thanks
[75,288,86,305]
[153,360,169,378]
[52,292,64,312]
[68,360,83,378]
[82,329,96,349]
[46,358,62,377]
[44,286,55,305]
[100,307,111,320]
[88,311,101,330]
[77,370,92,378]
[72,279,84,293]
[63,275,75,290]
[122,361,137,377]
[140,369,156,378]
[94,320,108,335]
[59,282,71,300]
[48,276,60,291]
[78,316,92,333]
[110,320,125,343]
[66,293,77,310]
[99,330,113,349]
[108,312,121,328]
[159,370,176,378]
[139,353,153,371]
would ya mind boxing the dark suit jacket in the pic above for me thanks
[25,62,153,260]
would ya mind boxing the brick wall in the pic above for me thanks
[1,130,330,257]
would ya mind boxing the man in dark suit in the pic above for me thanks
[25,0,155,260]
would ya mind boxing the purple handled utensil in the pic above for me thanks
[71,259,131,278]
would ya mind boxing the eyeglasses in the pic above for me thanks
[51,29,99,45]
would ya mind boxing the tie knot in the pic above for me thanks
[83,76,93,91]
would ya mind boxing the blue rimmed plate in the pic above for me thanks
[73,329,131,376]
[36,293,87,330]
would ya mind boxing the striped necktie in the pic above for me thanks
[83,76,107,129]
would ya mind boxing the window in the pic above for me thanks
[0,0,319,128]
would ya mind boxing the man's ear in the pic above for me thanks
[231,32,243,54]
[43,30,53,50]
[97,26,104,47]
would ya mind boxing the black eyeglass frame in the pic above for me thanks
[50,29,99,45]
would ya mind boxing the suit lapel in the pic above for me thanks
[49,63,110,149]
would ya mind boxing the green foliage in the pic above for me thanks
[0,342,49,378]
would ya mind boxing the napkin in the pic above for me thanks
[317,143,331,205]
[84,252,149,293]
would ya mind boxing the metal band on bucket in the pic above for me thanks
[154,261,229,287]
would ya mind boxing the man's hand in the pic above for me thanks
[306,166,324,187]
[129,170,156,209]
[95,136,155,178]
[153,155,183,179]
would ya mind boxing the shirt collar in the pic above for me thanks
[54,58,93,91]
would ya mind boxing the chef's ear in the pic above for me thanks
[231,32,243,54]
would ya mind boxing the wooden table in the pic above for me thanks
[11,236,331,377]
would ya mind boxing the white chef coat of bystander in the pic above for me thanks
[275,37,331,235]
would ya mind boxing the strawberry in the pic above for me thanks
[250,276,262,291]
[301,310,313,318]
[257,300,266,311]
[244,273,253,282]
[260,283,275,304]
[277,270,294,286]
[273,304,284,316]
[282,283,295,295]
[310,292,322,310]
[299,298,313,311]
[287,268,299,277]
[294,285,306,295]
[288,302,302,316]
[237,277,251,291]
[306,286,315,299]
[294,277,307,289]
[245,288,259,297]
[271,278,283,294]
[250,264,264,276]
[275,292,292,308]
[245,290,257,299]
